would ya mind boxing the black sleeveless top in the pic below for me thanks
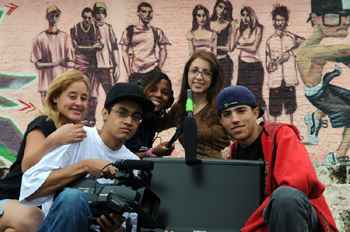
[216,23,231,56]
[0,115,56,200]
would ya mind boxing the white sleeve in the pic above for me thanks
[19,144,76,206]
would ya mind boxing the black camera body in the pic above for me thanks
[72,160,160,229]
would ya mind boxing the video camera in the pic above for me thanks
[72,159,161,229]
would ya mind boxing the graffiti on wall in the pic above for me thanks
[0,0,350,164]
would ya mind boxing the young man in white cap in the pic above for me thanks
[216,85,337,232]
[20,83,154,232]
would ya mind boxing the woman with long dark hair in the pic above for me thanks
[210,0,237,87]
[159,51,230,159]
[187,4,217,56]
[234,6,266,108]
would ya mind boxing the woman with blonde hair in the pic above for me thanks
[0,69,89,232]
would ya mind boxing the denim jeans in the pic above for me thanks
[264,186,320,232]
[37,188,92,232]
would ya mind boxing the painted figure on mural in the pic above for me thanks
[187,4,217,56]
[31,5,74,104]
[120,1,171,86]
[265,5,305,124]
[92,1,120,95]
[210,0,237,87]
[70,7,101,126]
[233,6,266,110]
[296,0,350,165]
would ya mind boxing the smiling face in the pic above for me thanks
[219,105,260,145]
[54,80,89,124]
[187,58,212,95]
[145,79,172,112]
[102,100,143,143]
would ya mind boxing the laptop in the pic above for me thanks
[143,158,265,232]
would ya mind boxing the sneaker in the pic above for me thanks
[304,112,327,145]
[322,152,338,166]
[337,156,350,166]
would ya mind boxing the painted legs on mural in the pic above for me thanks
[269,80,297,125]
[325,128,350,165]
[93,69,114,95]
[85,96,97,127]
[304,68,350,165]
[39,91,47,105]
[304,110,327,145]
[85,69,114,127]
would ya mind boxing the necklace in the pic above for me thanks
[80,22,91,33]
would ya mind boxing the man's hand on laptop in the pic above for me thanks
[82,160,118,178]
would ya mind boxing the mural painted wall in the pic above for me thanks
[0,0,350,164]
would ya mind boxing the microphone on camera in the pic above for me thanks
[183,89,201,165]
[114,159,154,172]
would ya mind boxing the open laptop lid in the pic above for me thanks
[145,158,265,232]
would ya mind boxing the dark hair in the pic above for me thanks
[191,4,211,31]
[137,2,153,12]
[173,51,223,119]
[239,6,263,36]
[93,3,107,17]
[81,7,93,18]
[210,0,233,22]
[144,72,174,113]
[271,4,289,22]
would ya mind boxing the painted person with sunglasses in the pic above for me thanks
[70,7,102,126]
[296,0,350,165]
[187,4,217,56]
[126,71,175,158]
[159,51,230,159]
[19,83,154,232]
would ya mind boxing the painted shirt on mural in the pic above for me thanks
[186,30,217,55]
[266,31,300,88]
[95,23,118,69]
[31,30,73,92]
[120,25,170,74]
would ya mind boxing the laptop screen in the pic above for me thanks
[144,158,265,232]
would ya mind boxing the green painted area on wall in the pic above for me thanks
[0,144,16,163]
[0,72,36,90]
[0,96,17,108]
[0,6,4,24]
